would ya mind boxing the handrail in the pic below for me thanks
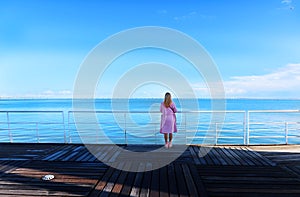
[0,111,65,143]
[0,110,299,145]
[248,110,300,145]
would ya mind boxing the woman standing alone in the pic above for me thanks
[160,92,177,148]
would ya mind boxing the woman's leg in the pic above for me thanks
[169,133,173,142]
[164,134,168,143]
[168,133,173,148]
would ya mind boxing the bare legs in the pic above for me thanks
[164,133,173,148]
[169,133,173,142]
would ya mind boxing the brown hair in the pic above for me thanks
[164,92,172,108]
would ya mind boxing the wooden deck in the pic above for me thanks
[0,143,300,196]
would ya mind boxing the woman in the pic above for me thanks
[160,92,177,148]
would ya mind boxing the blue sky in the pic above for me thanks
[0,0,300,98]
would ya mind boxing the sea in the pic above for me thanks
[0,99,300,145]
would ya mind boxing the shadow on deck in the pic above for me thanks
[0,143,300,196]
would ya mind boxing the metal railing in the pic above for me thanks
[248,110,300,145]
[0,110,300,145]
[0,111,65,143]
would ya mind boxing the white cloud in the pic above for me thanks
[280,0,295,10]
[0,90,73,99]
[40,90,72,98]
[282,0,292,4]
[174,11,197,21]
[224,63,300,98]
[191,63,300,98]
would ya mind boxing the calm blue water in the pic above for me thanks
[0,99,300,145]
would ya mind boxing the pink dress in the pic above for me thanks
[160,102,177,134]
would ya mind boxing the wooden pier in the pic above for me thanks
[0,143,300,196]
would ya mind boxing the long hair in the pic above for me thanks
[164,92,172,108]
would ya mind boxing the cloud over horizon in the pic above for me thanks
[2,64,300,99]
[224,63,300,98]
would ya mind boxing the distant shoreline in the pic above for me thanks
[1,98,300,101]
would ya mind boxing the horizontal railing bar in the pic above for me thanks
[1,109,299,145]
[69,110,246,113]
[6,122,64,124]
[0,111,64,113]
[250,136,286,138]
[249,110,300,113]
[249,122,298,124]
[187,136,244,139]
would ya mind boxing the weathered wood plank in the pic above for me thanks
[188,164,208,197]
[182,164,198,196]
[139,163,152,197]
[174,164,189,197]
[110,162,131,196]
[99,166,122,197]
[219,147,241,165]
[210,147,228,165]
[159,165,169,197]
[119,163,137,196]
[88,166,115,196]
[167,163,178,197]
[149,168,159,197]
[130,162,145,197]
[188,146,201,165]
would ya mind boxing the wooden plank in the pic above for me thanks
[99,164,123,197]
[159,165,169,197]
[75,151,91,162]
[130,162,146,197]
[230,147,255,166]
[219,147,241,165]
[149,168,159,197]
[214,147,234,165]
[187,164,208,197]
[110,162,131,196]
[101,145,118,162]
[62,151,80,162]
[139,163,152,197]
[192,146,207,165]
[200,147,214,165]
[174,164,189,197]
[108,149,121,163]
[182,164,199,196]
[88,166,115,196]
[197,164,300,197]
[0,160,27,175]
[239,146,266,166]
[167,163,178,197]
[245,147,277,166]
[226,147,248,165]
[210,147,228,165]
[43,150,67,161]
[119,162,137,196]
[97,146,114,162]
[188,146,201,165]
[207,147,222,165]
[54,146,75,161]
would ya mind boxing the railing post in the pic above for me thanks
[7,112,12,143]
[285,122,288,145]
[247,111,250,145]
[62,112,66,143]
[215,122,218,145]
[124,113,127,145]
[243,111,247,145]
[185,112,187,145]
[68,112,71,143]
